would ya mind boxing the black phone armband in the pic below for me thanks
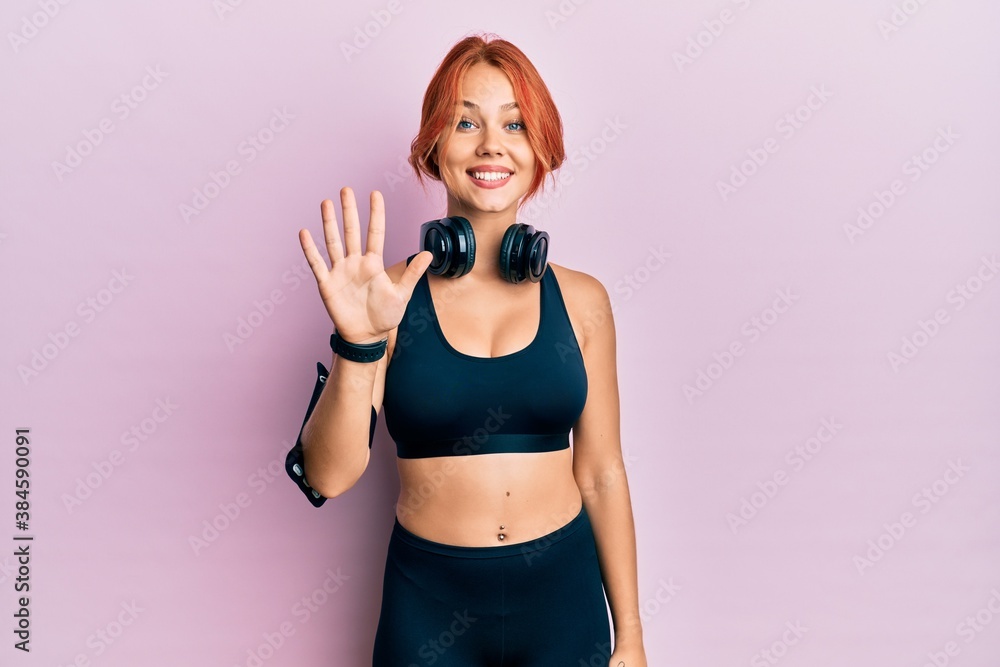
[284,361,378,508]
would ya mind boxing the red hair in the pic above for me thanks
[408,33,565,209]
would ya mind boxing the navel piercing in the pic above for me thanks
[498,524,506,541]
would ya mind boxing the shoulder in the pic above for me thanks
[547,261,610,309]
[546,262,614,352]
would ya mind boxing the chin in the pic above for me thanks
[469,196,520,214]
[469,187,528,209]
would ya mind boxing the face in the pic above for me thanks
[435,62,537,216]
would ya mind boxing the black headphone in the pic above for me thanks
[420,216,550,284]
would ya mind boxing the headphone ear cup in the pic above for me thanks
[500,224,549,284]
[524,230,549,283]
[421,217,476,278]
[449,216,476,278]
[499,224,522,283]
[420,219,451,276]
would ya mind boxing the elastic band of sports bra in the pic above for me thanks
[391,504,589,559]
[395,432,570,459]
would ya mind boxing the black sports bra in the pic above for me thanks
[382,254,588,459]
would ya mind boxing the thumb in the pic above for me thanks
[395,251,434,299]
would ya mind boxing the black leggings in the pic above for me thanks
[372,504,612,667]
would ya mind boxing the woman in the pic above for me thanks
[287,34,646,667]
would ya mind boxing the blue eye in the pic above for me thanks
[457,117,526,132]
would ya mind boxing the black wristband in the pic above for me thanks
[330,331,387,363]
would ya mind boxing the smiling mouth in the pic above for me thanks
[468,171,512,182]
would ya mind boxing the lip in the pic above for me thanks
[467,165,513,173]
[467,165,514,189]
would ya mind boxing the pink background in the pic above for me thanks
[3,1,999,665]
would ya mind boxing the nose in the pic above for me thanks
[477,123,504,156]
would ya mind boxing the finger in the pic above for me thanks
[320,198,344,267]
[341,186,362,257]
[367,190,385,258]
[394,250,434,299]
[299,228,329,283]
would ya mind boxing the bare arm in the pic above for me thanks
[288,188,431,502]
[300,349,381,498]
[570,274,645,659]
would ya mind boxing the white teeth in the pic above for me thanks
[471,171,511,182]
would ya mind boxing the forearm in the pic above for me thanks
[301,351,378,497]
[579,464,644,645]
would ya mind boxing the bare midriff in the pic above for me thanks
[395,448,583,547]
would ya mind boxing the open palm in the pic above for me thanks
[298,187,433,344]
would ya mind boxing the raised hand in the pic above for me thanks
[298,187,433,344]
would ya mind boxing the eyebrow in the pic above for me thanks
[461,100,519,112]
